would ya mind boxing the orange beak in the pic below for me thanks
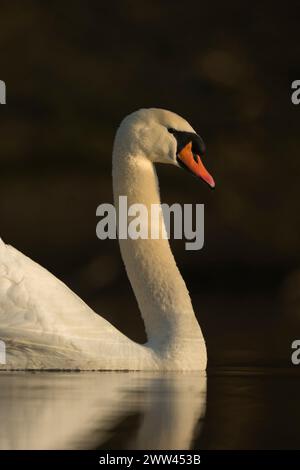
[177,141,215,189]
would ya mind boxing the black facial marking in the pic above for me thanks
[168,128,206,156]
[176,157,192,174]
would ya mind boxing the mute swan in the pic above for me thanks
[0,108,215,370]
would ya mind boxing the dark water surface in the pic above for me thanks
[0,368,299,450]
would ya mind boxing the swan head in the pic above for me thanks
[115,108,215,189]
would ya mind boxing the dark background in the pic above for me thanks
[1,0,300,368]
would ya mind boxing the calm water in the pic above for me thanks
[0,369,299,450]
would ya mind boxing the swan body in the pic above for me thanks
[0,108,214,370]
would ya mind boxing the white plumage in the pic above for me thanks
[0,109,208,370]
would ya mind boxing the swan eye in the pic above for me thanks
[168,128,176,134]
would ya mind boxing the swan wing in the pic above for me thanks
[0,239,131,369]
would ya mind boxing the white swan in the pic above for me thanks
[0,108,215,370]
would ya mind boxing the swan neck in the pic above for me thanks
[112,148,203,348]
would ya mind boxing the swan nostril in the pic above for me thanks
[192,153,199,164]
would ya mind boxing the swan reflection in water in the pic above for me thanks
[0,372,206,450]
